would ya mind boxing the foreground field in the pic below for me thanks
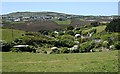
[2,50,119,72]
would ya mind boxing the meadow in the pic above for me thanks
[1,28,25,42]
[82,25,106,33]
[54,20,71,25]
[2,50,119,72]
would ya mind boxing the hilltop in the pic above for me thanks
[2,11,80,19]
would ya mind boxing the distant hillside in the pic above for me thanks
[3,20,65,32]
[70,19,93,26]
[2,11,118,32]
[2,11,80,18]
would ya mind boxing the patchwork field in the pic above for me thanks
[2,50,119,72]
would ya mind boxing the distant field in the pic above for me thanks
[82,25,106,33]
[54,20,71,25]
[1,28,25,42]
[2,50,119,72]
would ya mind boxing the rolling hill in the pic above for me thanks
[2,11,80,18]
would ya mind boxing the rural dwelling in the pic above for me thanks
[13,45,29,48]
[54,31,59,34]
[94,39,102,43]
[75,34,81,38]
[14,18,21,22]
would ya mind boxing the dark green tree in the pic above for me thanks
[105,18,120,32]
[67,26,74,30]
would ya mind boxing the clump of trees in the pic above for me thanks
[105,18,120,32]
[91,21,100,27]
[80,41,95,53]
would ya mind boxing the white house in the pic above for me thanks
[13,45,29,48]
[14,18,20,22]
[75,34,81,38]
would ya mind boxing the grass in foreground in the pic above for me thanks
[2,50,119,72]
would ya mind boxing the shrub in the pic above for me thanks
[79,38,89,43]
[2,42,15,52]
[82,31,88,36]
[58,35,75,47]
[93,41,102,48]
[67,26,74,30]
[114,41,120,50]
[109,45,116,50]
[60,47,69,53]
[102,41,109,48]
[89,29,97,33]
[105,18,120,32]
[65,30,74,36]
[10,48,20,52]
[91,21,100,27]
[75,30,82,34]
[80,41,95,53]
[51,48,60,54]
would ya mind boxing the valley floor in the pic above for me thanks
[1,50,119,72]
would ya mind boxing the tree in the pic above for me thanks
[58,35,75,47]
[114,41,120,50]
[91,21,100,27]
[67,26,74,30]
[105,18,120,32]
[65,30,74,36]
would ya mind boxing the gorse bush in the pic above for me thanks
[102,41,109,48]
[114,41,120,50]
[60,47,69,53]
[65,30,74,36]
[80,41,95,53]
[58,35,75,47]
[67,26,74,30]
[2,41,16,52]
[91,21,100,27]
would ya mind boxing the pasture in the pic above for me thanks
[1,28,25,42]
[82,25,106,33]
[2,50,119,72]
[54,20,71,25]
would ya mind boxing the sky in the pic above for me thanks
[1,2,118,16]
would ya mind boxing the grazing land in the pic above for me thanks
[82,25,106,33]
[54,20,71,25]
[1,28,25,42]
[2,50,119,72]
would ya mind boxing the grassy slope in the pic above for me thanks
[82,25,106,33]
[2,50,119,72]
[1,28,25,42]
[54,20,71,25]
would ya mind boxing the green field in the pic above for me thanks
[0,28,25,42]
[54,20,71,25]
[2,50,119,72]
[82,25,106,33]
